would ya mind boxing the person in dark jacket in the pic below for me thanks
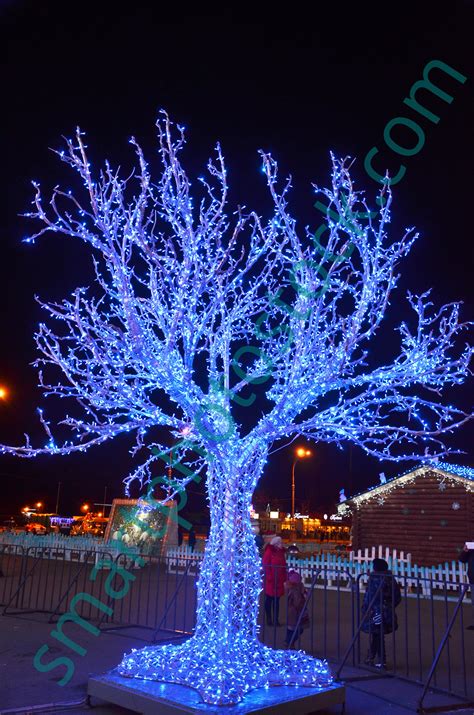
[361,558,401,668]
[188,526,196,552]
[459,543,474,630]
[255,530,264,554]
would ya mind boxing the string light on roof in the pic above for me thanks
[430,461,474,481]
[341,462,474,511]
[0,113,472,704]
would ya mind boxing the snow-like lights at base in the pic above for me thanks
[118,638,332,705]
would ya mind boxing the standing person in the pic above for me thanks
[255,529,264,554]
[188,526,196,552]
[361,558,401,669]
[459,542,474,630]
[262,535,287,626]
[284,570,309,648]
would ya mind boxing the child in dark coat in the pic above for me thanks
[284,570,309,648]
[361,558,401,668]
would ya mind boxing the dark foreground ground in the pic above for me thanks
[0,614,472,715]
[0,552,473,713]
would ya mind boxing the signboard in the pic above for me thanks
[50,516,74,527]
[104,498,178,555]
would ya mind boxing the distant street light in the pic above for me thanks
[81,503,90,513]
[55,481,61,515]
[291,447,312,520]
[0,385,8,400]
[36,502,43,510]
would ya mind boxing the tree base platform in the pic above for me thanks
[87,669,346,714]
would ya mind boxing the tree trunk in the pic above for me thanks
[118,448,332,705]
[194,455,263,645]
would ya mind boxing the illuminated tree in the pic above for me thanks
[1,113,472,704]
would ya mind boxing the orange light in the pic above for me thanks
[98,512,103,517]
[81,503,90,512]
[296,447,312,458]
[0,386,8,400]
[36,502,43,509]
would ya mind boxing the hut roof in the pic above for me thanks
[338,462,474,513]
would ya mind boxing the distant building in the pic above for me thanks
[259,510,284,534]
[338,462,474,566]
[257,510,349,540]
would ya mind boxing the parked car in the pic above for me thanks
[26,522,48,535]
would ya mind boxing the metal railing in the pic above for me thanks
[1,546,472,712]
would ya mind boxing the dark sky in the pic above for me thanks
[1,2,473,520]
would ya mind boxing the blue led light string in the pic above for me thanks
[1,112,472,704]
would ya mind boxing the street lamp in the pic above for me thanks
[81,503,90,513]
[0,385,8,400]
[291,447,312,520]
[55,481,62,515]
[36,502,43,511]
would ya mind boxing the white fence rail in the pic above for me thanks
[0,532,140,563]
[164,544,471,598]
[0,532,102,551]
[166,545,202,575]
[350,545,411,565]
[1,535,469,597]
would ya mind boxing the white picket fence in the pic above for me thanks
[2,534,469,599]
[348,546,470,596]
[0,531,102,551]
[0,531,140,564]
[166,545,202,574]
[164,544,471,599]
[350,545,411,566]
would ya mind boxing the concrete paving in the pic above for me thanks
[0,614,472,714]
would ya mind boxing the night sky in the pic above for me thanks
[1,2,473,521]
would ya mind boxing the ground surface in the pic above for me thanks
[0,552,472,713]
[0,615,472,714]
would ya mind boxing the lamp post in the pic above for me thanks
[55,481,61,515]
[291,447,312,522]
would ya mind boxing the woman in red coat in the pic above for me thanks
[262,536,287,626]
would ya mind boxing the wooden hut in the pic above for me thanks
[338,462,474,566]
